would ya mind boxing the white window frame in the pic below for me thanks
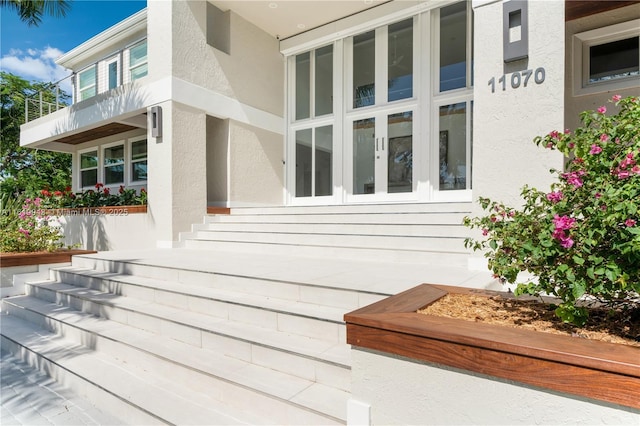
[103,55,121,92]
[77,65,97,101]
[129,137,148,184]
[78,148,99,190]
[284,0,473,205]
[102,141,126,187]
[128,39,148,82]
[287,42,340,205]
[572,19,640,96]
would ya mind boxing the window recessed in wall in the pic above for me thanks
[104,144,125,185]
[573,19,640,96]
[131,139,148,182]
[80,150,98,188]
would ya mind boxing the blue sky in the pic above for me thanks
[1,0,146,83]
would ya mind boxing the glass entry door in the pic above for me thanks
[350,110,414,199]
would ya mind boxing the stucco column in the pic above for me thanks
[147,101,207,246]
[469,0,565,269]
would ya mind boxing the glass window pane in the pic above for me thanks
[108,61,118,89]
[295,129,312,197]
[80,151,98,169]
[388,19,413,102]
[79,68,95,88]
[589,37,639,83]
[104,145,124,165]
[129,41,147,67]
[131,63,148,81]
[353,31,375,108]
[131,140,147,161]
[315,45,333,116]
[315,125,332,196]
[388,112,412,193]
[353,118,375,194]
[295,52,311,120]
[132,161,147,181]
[104,165,124,185]
[440,2,467,92]
[81,169,97,188]
[439,103,467,191]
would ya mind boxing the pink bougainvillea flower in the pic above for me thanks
[95,183,104,189]
[18,228,30,237]
[33,197,42,206]
[612,95,622,102]
[549,130,559,139]
[553,214,576,231]
[589,144,602,155]
[564,129,571,134]
[618,170,631,179]
[597,106,606,114]
[625,219,637,227]
[104,187,110,196]
[546,142,554,149]
[632,165,640,174]
[482,228,489,236]
[560,236,574,249]
[594,192,602,199]
[567,142,575,149]
[546,191,563,203]
[600,134,609,142]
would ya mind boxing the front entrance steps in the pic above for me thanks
[1,203,495,424]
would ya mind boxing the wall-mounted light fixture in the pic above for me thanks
[503,0,529,63]
[150,105,162,138]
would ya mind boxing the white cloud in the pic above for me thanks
[1,46,70,84]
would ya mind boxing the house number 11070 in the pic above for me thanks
[488,67,545,93]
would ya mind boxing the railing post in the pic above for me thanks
[39,91,43,118]
[25,98,29,122]
[56,85,60,110]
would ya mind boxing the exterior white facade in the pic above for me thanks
[20,0,640,249]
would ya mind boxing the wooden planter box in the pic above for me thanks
[345,284,640,410]
[45,205,147,216]
[0,250,97,268]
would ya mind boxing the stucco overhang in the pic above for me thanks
[56,9,147,70]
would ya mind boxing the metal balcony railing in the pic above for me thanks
[24,74,72,123]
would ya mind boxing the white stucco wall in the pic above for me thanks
[350,348,640,425]
[228,121,284,207]
[472,0,565,213]
[57,211,155,251]
[172,1,284,117]
[564,3,640,130]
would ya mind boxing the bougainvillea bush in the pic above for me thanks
[0,195,64,253]
[464,95,640,326]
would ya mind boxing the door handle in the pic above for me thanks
[381,137,385,151]
[376,138,379,151]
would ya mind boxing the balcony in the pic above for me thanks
[25,39,147,124]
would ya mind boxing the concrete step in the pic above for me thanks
[2,297,348,423]
[192,229,467,252]
[52,265,386,310]
[23,279,351,390]
[184,238,470,266]
[226,202,472,216]
[199,222,469,238]
[206,212,469,225]
[0,314,265,425]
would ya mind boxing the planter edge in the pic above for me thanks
[0,250,98,268]
[344,283,640,410]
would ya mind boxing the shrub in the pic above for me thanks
[39,183,147,208]
[0,194,64,253]
[464,95,640,326]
